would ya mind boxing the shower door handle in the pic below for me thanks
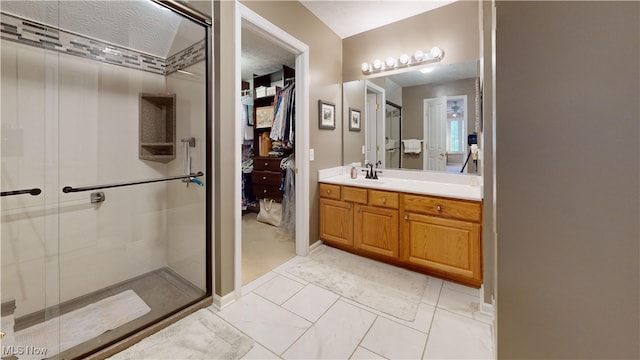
[1,188,42,197]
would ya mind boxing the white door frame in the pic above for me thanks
[364,81,385,166]
[234,3,310,297]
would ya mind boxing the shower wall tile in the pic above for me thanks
[166,39,206,75]
[1,12,203,76]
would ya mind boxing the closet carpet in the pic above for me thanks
[242,212,296,285]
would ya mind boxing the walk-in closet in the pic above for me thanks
[240,22,297,284]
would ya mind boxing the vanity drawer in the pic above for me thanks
[252,170,282,186]
[343,186,368,204]
[254,157,282,172]
[320,183,341,200]
[369,189,399,209]
[403,194,481,223]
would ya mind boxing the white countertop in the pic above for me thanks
[318,166,483,201]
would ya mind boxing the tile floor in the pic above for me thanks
[215,246,494,360]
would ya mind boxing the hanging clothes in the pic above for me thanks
[241,95,254,141]
[241,158,256,208]
[279,154,295,236]
[270,82,295,149]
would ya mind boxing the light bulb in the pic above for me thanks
[399,54,410,65]
[414,50,425,61]
[385,57,395,68]
[361,62,371,73]
[372,59,383,70]
[430,46,443,60]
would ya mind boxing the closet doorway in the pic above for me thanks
[236,5,310,289]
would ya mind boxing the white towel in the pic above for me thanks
[403,139,422,154]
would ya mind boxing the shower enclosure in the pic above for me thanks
[1,1,211,358]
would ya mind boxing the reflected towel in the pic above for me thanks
[385,139,397,150]
[402,139,422,154]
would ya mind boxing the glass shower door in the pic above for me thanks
[1,2,62,358]
[2,1,210,358]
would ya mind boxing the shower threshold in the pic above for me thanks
[9,267,205,360]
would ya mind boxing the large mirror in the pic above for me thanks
[343,60,480,174]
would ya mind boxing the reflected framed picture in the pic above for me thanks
[318,100,335,130]
[349,107,361,132]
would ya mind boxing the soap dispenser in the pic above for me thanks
[350,165,357,179]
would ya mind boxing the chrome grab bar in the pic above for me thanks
[1,188,42,197]
[62,172,204,193]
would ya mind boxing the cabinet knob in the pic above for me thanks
[436,205,442,211]
[347,204,352,209]
[262,176,267,180]
[357,207,361,213]
[381,197,387,204]
[404,215,409,220]
[264,162,268,166]
[327,189,331,194]
[263,189,267,193]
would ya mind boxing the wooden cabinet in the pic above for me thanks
[355,204,399,259]
[319,183,483,287]
[320,185,399,260]
[401,193,482,287]
[319,197,354,246]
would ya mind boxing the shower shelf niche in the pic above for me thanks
[139,93,176,163]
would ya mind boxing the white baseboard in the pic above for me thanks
[212,291,236,310]
[474,299,495,325]
[309,240,323,253]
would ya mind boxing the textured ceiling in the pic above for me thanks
[241,21,296,82]
[300,0,457,39]
[0,0,203,58]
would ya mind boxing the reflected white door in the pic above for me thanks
[423,97,447,171]
[366,93,378,164]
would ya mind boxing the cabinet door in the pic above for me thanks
[354,205,399,259]
[401,212,481,286]
[320,198,354,247]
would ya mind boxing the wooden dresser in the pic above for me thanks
[252,157,283,201]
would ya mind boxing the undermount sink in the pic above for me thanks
[348,177,385,185]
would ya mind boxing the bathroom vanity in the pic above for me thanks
[318,167,483,287]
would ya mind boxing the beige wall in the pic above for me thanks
[213,1,343,296]
[401,78,478,170]
[213,0,236,297]
[495,1,639,357]
[342,80,366,165]
[342,1,479,82]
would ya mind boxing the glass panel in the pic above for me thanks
[2,1,209,357]
[1,1,61,357]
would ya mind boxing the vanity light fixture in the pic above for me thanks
[399,54,410,65]
[385,56,396,68]
[361,46,444,74]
